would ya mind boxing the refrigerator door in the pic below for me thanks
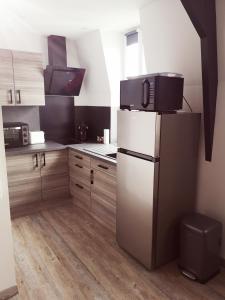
[117,110,161,157]
[116,152,158,269]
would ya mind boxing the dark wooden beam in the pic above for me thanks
[180,0,218,161]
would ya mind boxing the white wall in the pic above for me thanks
[0,17,82,70]
[140,0,225,259]
[74,29,124,142]
[101,31,124,142]
[75,30,111,107]
[140,0,202,113]
[196,0,225,259]
[0,17,87,107]
[65,38,87,104]
[0,108,17,292]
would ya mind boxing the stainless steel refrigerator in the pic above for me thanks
[116,110,200,270]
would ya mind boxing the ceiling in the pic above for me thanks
[3,0,149,38]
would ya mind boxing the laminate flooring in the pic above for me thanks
[11,203,225,300]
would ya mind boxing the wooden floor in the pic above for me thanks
[11,203,225,300]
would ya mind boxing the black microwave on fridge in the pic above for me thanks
[120,73,184,111]
[3,122,29,148]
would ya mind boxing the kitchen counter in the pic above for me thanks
[5,141,67,156]
[5,142,117,165]
[68,143,117,165]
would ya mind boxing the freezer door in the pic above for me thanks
[117,110,161,157]
[116,152,158,269]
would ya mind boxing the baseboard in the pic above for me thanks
[0,285,18,300]
[11,198,73,219]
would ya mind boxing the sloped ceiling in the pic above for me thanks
[1,0,149,38]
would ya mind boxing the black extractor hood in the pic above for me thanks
[44,35,85,96]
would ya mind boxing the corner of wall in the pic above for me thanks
[0,107,17,293]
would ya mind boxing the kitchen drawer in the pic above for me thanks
[70,163,91,187]
[92,170,116,206]
[91,158,116,177]
[69,149,91,168]
[91,191,116,232]
[70,178,91,211]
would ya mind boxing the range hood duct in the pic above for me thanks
[44,35,85,96]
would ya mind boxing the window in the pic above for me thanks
[124,29,146,78]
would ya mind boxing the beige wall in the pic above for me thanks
[140,0,225,259]
[100,31,124,142]
[140,0,202,113]
[0,107,16,292]
[196,0,225,258]
[75,30,111,107]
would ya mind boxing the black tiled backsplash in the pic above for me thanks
[74,106,110,142]
[2,104,111,144]
[39,96,75,141]
[2,107,40,131]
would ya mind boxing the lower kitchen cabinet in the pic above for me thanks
[42,173,69,201]
[40,150,69,201]
[91,158,117,232]
[7,148,117,229]
[6,149,69,208]
[69,149,117,232]
[8,177,42,207]
[6,153,42,206]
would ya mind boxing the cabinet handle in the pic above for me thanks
[98,164,109,170]
[75,164,83,169]
[8,89,13,104]
[16,90,21,104]
[91,170,94,184]
[75,155,83,160]
[75,183,84,189]
[35,154,38,168]
[42,153,46,167]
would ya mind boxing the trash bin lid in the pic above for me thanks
[181,213,222,235]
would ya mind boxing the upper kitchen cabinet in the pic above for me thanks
[0,49,45,106]
[0,49,15,106]
[12,51,45,106]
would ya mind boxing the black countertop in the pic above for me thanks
[5,142,117,165]
[5,141,66,156]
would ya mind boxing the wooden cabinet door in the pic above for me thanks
[6,153,42,207]
[0,49,15,106]
[40,150,69,200]
[40,150,68,176]
[91,160,117,232]
[12,51,45,106]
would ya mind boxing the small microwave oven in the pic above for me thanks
[120,73,184,111]
[3,122,29,148]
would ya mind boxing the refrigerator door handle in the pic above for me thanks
[141,79,150,108]
[118,148,159,163]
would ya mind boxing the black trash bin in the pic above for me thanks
[179,213,222,283]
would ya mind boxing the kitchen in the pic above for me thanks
[1,0,225,299]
